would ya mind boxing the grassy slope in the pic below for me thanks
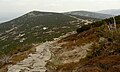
[0,12,77,55]
[46,16,120,72]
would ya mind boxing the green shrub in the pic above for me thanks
[91,21,103,28]
[76,25,91,33]
[98,63,108,70]
[76,20,103,33]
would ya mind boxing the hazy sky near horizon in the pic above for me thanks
[0,0,120,13]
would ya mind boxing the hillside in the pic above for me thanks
[46,15,120,72]
[65,11,112,19]
[0,11,75,55]
[0,11,97,69]
[1,11,119,72]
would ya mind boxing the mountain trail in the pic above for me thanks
[7,41,54,72]
[68,15,92,25]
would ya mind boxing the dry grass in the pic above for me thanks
[46,27,100,72]
[77,55,120,72]
[0,46,36,72]
[10,46,36,64]
[47,24,120,72]
[58,28,99,50]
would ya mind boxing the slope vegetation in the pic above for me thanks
[0,11,95,68]
[46,15,120,72]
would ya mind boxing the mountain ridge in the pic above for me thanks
[64,10,112,19]
[0,10,112,24]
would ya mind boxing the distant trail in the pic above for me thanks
[7,42,53,72]
[67,15,83,21]
[67,15,93,25]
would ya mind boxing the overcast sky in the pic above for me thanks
[0,0,120,13]
[0,0,120,22]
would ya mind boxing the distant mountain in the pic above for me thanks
[0,11,95,56]
[98,9,120,15]
[65,11,112,19]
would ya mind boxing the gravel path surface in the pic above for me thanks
[7,42,53,72]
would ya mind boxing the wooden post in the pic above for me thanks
[113,16,117,30]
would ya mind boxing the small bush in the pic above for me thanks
[91,21,103,28]
[76,20,103,33]
[77,25,91,33]
[87,43,102,58]
[98,63,108,70]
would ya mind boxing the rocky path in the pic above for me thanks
[7,42,53,72]
[7,31,93,72]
